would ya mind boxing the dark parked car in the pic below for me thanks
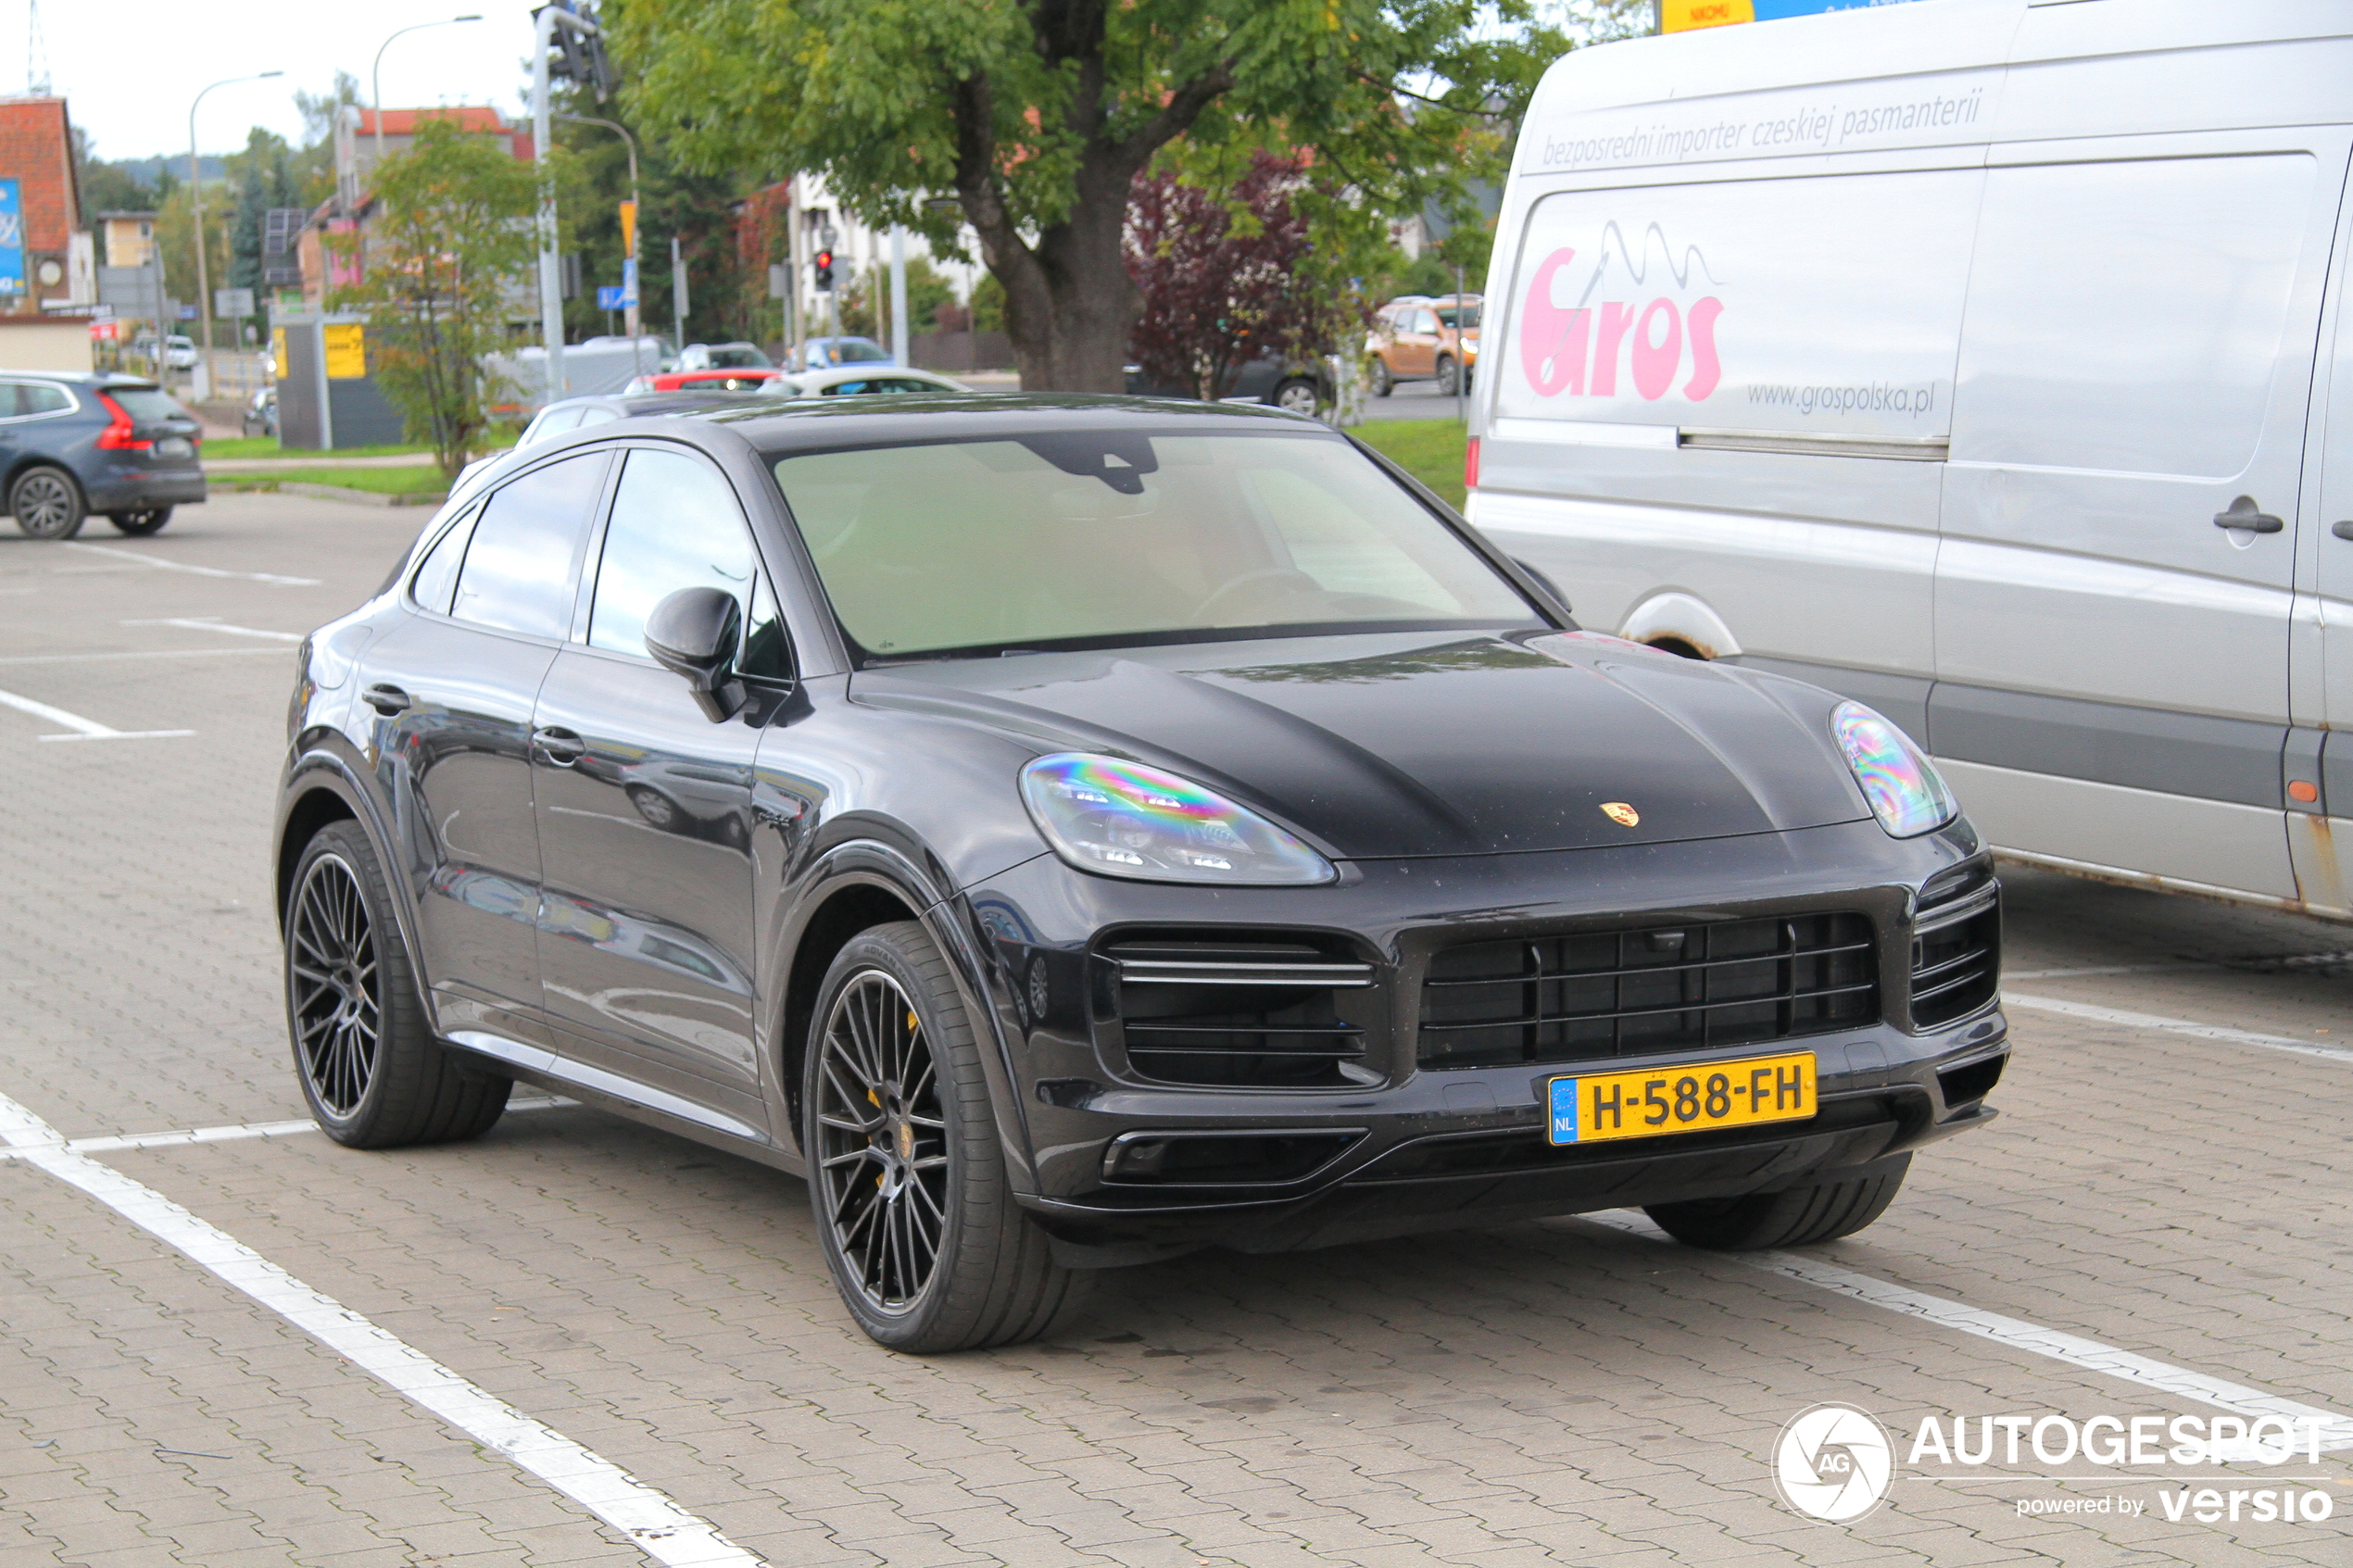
[1126,352,1329,415]
[3,371,206,538]
[275,395,2005,1353]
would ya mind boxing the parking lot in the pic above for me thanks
[2,492,2348,1568]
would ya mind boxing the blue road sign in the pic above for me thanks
[597,284,628,309]
[0,180,23,296]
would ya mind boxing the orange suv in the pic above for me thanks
[1367,295,1480,397]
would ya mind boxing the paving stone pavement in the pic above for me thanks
[2,496,2348,1566]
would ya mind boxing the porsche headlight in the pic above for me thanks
[1020,753,1336,884]
[1831,701,1957,837]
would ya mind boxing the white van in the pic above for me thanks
[1471,0,2353,920]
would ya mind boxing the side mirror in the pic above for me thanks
[645,586,743,722]
[1513,558,1573,619]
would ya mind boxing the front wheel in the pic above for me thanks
[1369,358,1394,397]
[1270,377,1319,417]
[10,467,86,540]
[1644,1155,1910,1250]
[1435,355,1460,396]
[109,508,173,536]
[806,922,1088,1352]
[284,822,510,1148]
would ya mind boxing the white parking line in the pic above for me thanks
[0,1097,572,1160]
[0,646,290,667]
[120,617,305,643]
[63,541,321,587]
[0,685,193,741]
[1581,1212,2353,1451]
[0,1090,764,1568]
[2006,992,2353,1065]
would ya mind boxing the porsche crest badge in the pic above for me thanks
[1600,802,1641,828]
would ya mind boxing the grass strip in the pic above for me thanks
[1351,419,1468,510]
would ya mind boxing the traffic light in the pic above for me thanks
[547,2,617,102]
[813,249,835,292]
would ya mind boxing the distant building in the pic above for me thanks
[97,211,157,270]
[0,94,96,311]
[298,106,535,308]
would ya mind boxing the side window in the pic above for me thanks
[588,448,768,663]
[1413,309,1441,335]
[0,383,23,419]
[409,505,480,613]
[19,384,69,415]
[450,453,610,637]
[1952,155,2317,479]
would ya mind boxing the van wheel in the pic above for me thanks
[1644,1155,1909,1250]
[110,508,173,536]
[806,922,1088,1352]
[1436,355,1459,395]
[10,467,86,540]
[284,822,511,1148]
[1370,359,1393,397]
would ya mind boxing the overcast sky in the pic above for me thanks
[11,0,545,162]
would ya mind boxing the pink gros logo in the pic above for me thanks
[1519,247,1722,402]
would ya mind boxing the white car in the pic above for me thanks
[757,365,972,400]
[163,336,198,370]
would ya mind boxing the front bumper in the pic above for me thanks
[955,816,2005,1253]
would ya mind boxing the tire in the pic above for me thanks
[1644,1155,1910,1251]
[284,822,511,1149]
[1369,358,1394,397]
[10,466,87,540]
[1270,377,1319,416]
[109,508,173,536]
[1436,355,1459,396]
[805,921,1088,1352]
[626,784,679,830]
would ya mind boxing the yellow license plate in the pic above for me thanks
[1547,1050,1817,1145]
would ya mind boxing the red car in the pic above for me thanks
[623,368,784,394]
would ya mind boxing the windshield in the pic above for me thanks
[772,431,1539,659]
[1437,304,1481,330]
[107,386,191,423]
[706,345,771,368]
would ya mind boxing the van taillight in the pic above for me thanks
[1465,436,1480,492]
[94,392,151,451]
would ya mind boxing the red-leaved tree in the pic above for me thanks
[1126,153,1366,402]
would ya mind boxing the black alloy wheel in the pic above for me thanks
[10,467,86,540]
[289,849,383,1117]
[109,508,173,536]
[283,822,510,1148]
[805,922,1088,1351]
[813,966,950,1310]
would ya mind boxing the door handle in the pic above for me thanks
[2212,496,2284,533]
[533,725,586,764]
[2332,521,2353,541]
[362,684,410,715]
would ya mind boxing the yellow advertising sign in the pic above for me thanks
[1664,0,1755,28]
[620,200,637,254]
[323,323,367,380]
[271,327,289,381]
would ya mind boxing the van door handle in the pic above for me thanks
[362,684,410,715]
[2213,496,2283,533]
[533,725,586,765]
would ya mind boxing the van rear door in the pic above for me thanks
[1932,134,2349,897]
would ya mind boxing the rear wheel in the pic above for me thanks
[1270,377,1319,416]
[284,822,510,1148]
[109,508,173,536]
[806,922,1088,1352]
[1644,1155,1910,1250]
[10,466,86,540]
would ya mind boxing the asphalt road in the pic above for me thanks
[2,493,2348,1567]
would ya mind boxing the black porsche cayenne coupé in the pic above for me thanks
[274,395,2006,1351]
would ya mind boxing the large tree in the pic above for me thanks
[611,0,1570,391]
[329,119,537,479]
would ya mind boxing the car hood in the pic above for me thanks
[852,630,1870,859]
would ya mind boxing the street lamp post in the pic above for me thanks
[189,69,282,395]
[372,16,484,173]
[554,112,639,372]
[531,5,602,406]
